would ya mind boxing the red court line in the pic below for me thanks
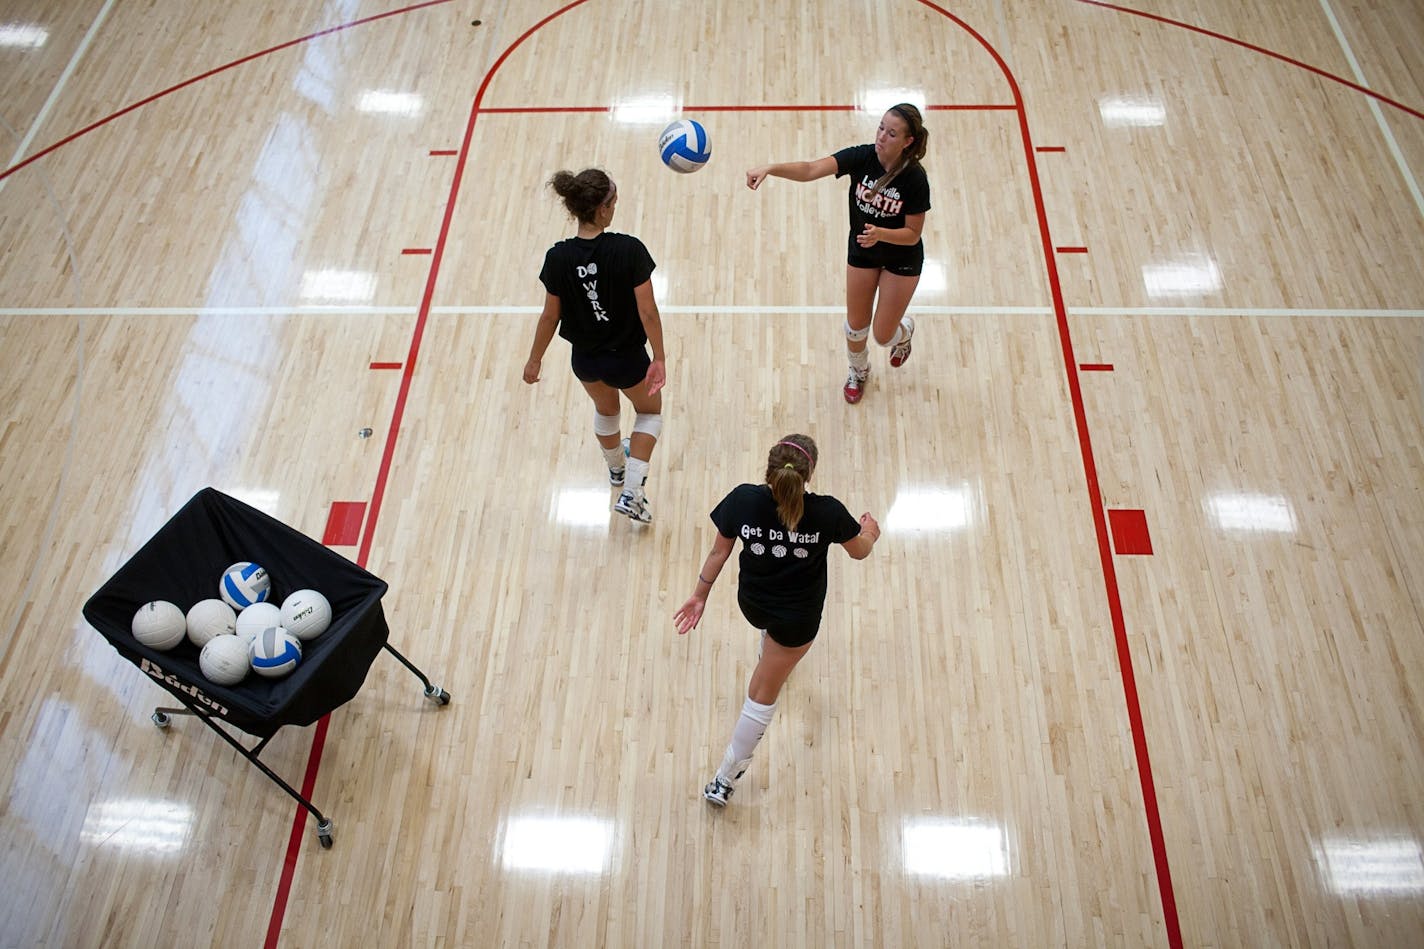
[321,502,365,546]
[369,361,402,370]
[1037,145,1067,152]
[1075,0,1424,123]
[913,1,1183,945]
[1080,363,1115,371]
[428,149,458,156]
[401,248,433,255]
[265,0,600,941]
[1109,509,1155,556]
[1057,246,1089,253]
[474,103,1016,115]
[0,0,456,184]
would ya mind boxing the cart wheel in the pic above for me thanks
[424,685,451,706]
[152,711,171,728]
[317,818,334,849]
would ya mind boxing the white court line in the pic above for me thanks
[2,305,1423,318]
[1317,0,1424,224]
[0,0,118,195]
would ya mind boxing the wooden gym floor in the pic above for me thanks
[1,1,1422,946]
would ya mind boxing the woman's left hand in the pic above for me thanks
[521,358,541,384]
[856,224,881,248]
[644,359,666,396]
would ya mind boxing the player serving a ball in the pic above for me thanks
[746,104,930,404]
[524,168,667,524]
[674,434,880,807]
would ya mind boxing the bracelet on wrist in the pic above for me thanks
[698,573,714,585]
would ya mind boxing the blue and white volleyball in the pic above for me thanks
[220,561,270,609]
[249,626,302,678]
[658,119,710,173]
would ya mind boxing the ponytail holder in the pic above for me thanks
[783,463,795,469]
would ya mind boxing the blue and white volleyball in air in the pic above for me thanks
[220,561,270,609]
[658,118,710,173]
[249,626,302,678]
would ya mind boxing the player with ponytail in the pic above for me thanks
[674,433,880,806]
[746,104,932,404]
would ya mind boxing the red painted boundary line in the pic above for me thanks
[401,248,433,255]
[1057,246,1089,254]
[473,103,1015,114]
[914,1,1183,945]
[1075,0,1424,122]
[428,149,458,156]
[369,361,402,370]
[1037,145,1067,152]
[0,0,456,185]
[1080,363,1115,371]
[264,2,599,943]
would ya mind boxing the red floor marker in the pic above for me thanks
[369,362,402,370]
[401,247,433,255]
[1108,508,1153,555]
[322,502,366,546]
[1080,363,1114,371]
[1056,245,1088,254]
[428,149,457,156]
[1036,145,1066,152]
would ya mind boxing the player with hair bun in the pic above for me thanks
[675,433,881,806]
[524,168,667,523]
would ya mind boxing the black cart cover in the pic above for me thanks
[83,487,389,738]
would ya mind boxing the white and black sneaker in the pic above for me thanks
[614,489,652,524]
[703,776,735,807]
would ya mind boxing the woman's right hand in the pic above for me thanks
[673,595,707,635]
[521,358,540,384]
[859,512,880,541]
[746,166,770,190]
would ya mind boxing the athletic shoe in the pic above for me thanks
[889,316,915,367]
[614,490,652,523]
[703,776,735,807]
[843,366,870,404]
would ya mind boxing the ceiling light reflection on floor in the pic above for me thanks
[1315,837,1424,896]
[1206,492,1296,534]
[502,816,613,874]
[1099,95,1166,127]
[610,95,678,125]
[81,799,193,855]
[0,23,48,48]
[902,818,1010,879]
[357,90,424,116]
[300,269,376,302]
[1143,256,1222,298]
[885,484,973,533]
[554,488,611,530]
[858,88,926,116]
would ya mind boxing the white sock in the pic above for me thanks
[625,457,650,496]
[890,321,910,346]
[716,696,776,785]
[601,443,626,471]
[848,347,870,372]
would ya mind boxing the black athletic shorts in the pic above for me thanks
[847,243,924,278]
[571,346,651,390]
[738,593,822,649]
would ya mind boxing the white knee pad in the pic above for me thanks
[632,412,662,440]
[844,319,870,343]
[593,412,620,437]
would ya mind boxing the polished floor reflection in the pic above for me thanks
[2,1,1423,947]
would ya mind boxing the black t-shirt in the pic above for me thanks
[538,232,655,352]
[832,143,931,264]
[710,484,861,618]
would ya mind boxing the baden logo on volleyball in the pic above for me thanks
[658,119,710,173]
